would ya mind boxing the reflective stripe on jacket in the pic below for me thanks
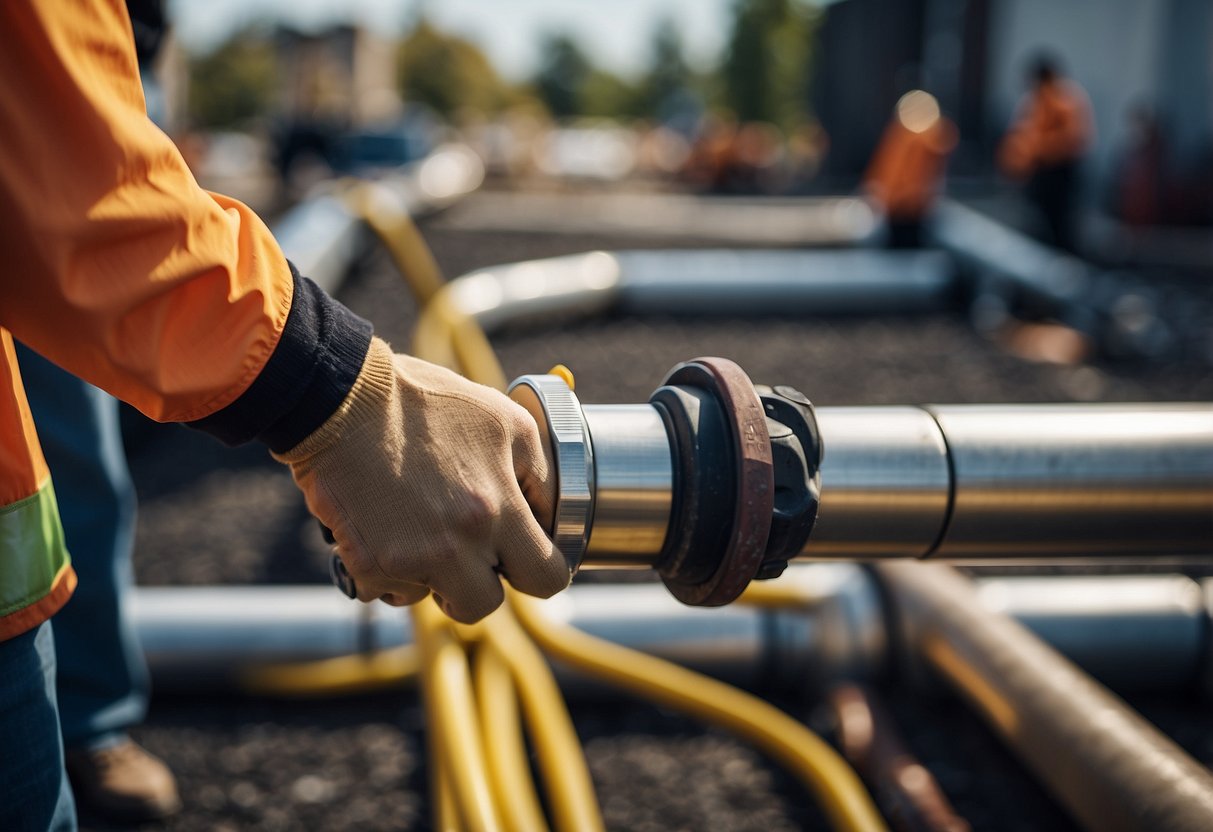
[0,331,73,640]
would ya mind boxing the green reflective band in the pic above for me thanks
[0,479,70,617]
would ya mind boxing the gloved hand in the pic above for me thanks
[274,337,567,622]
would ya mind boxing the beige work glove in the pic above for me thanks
[274,337,567,622]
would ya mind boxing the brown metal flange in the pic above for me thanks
[659,357,774,606]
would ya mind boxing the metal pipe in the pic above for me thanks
[273,194,365,294]
[134,568,1213,697]
[927,404,1213,558]
[582,405,673,564]
[132,566,883,693]
[803,407,951,559]
[445,249,955,333]
[878,562,1213,832]
[434,192,881,245]
[976,574,1207,692]
[573,401,1213,566]
[614,250,954,316]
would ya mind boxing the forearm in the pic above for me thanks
[0,0,365,433]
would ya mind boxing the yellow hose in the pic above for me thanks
[411,297,463,373]
[420,291,508,389]
[413,601,502,832]
[738,575,830,609]
[432,726,461,832]
[238,646,419,697]
[510,589,888,832]
[485,608,605,832]
[347,181,447,304]
[473,637,551,832]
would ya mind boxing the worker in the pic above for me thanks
[998,54,1093,253]
[10,2,186,824]
[0,4,568,831]
[863,90,958,248]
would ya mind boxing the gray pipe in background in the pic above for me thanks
[443,248,956,334]
[879,562,1213,832]
[135,566,1213,699]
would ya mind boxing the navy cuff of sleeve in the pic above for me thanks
[187,262,373,453]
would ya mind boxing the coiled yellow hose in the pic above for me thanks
[510,589,888,832]
[412,600,502,832]
[239,646,419,697]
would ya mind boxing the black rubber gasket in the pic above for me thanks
[651,358,774,606]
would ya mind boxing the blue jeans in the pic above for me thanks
[15,345,146,751]
[0,622,77,831]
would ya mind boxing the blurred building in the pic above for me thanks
[272,26,441,192]
[274,25,401,127]
[812,0,1212,223]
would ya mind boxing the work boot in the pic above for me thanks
[65,738,182,824]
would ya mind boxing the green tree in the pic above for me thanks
[581,70,641,119]
[721,0,817,132]
[398,19,511,118]
[638,17,690,117]
[533,33,642,120]
[534,34,593,119]
[188,28,277,129]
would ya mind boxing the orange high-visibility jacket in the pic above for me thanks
[998,79,1093,179]
[863,117,958,222]
[0,1,372,640]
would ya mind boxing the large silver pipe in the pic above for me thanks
[880,562,1213,832]
[132,567,883,694]
[928,404,1213,558]
[445,249,955,332]
[136,569,1213,697]
[931,200,1092,311]
[810,402,1213,560]
[977,574,1207,692]
[575,401,1213,566]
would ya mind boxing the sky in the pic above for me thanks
[169,0,737,80]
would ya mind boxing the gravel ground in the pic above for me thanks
[109,192,1213,831]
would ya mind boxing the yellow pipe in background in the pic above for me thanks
[473,637,552,832]
[238,646,420,698]
[410,298,464,373]
[347,181,447,305]
[485,611,605,832]
[738,576,830,610]
[510,589,888,832]
[432,726,461,832]
[413,600,503,832]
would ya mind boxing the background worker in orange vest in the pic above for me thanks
[863,90,959,248]
[0,4,568,830]
[998,54,1094,253]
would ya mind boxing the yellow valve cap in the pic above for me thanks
[548,364,575,391]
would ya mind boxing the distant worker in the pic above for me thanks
[863,90,958,248]
[998,54,1093,253]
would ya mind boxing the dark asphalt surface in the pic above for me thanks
[108,192,1213,831]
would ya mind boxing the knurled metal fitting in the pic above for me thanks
[508,374,595,573]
